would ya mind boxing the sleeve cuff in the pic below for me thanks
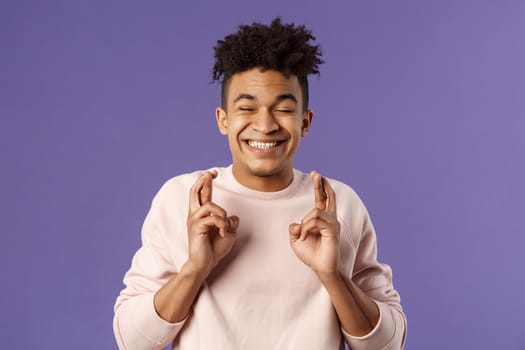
[342,301,400,350]
[115,293,187,349]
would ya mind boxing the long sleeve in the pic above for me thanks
[113,169,407,349]
[336,184,407,349]
[113,181,189,350]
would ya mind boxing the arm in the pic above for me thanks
[153,171,239,323]
[113,171,239,349]
[289,172,406,349]
[316,271,379,336]
[340,202,407,349]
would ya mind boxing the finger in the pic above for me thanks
[194,215,229,237]
[299,218,326,240]
[199,170,217,206]
[191,202,227,220]
[189,172,209,212]
[321,176,337,214]
[310,171,326,210]
[301,208,336,226]
[227,215,240,234]
[288,223,301,242]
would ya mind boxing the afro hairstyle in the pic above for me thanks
[212,17,323,111]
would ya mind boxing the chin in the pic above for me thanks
[246,161,288,178]
[248,167,280,178]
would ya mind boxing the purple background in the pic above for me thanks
[2,1,524,349]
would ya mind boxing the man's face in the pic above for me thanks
[216,68,313,192]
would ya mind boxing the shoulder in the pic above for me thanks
[322,176,371,245]
[152,167,224,204]
[293,170,369,222]
[325,176,367,216]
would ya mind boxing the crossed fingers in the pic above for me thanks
[312,171,336,213]
[188,170,231,238]
[294,171,338,241]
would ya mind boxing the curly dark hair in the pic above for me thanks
[213,18,324,111]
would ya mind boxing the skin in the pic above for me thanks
[215,68,312,192]
[290,171,380,336]
[153,68,379,337]
[154,170,239,323]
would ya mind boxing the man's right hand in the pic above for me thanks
[153,171,238,324]
[186,170,239,277]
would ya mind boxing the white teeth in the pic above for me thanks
[247,140,279,149]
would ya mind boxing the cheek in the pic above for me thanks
[226,119,248,143]
[285,119,303,138]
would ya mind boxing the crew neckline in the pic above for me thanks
[218,165,303,200]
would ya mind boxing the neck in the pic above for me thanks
[232,165,294,192]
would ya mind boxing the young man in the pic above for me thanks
[113,18,406,349]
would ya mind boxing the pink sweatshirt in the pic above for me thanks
[113,166,406,349]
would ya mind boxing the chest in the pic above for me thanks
[207,190,318,293]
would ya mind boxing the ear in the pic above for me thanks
[301,109,314,137]
[216,107,228,135]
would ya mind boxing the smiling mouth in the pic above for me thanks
[246,140,283,149]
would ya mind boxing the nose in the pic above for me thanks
[252,109,279,134]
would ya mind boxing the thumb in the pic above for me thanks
[227,216,240,234]
[289,223,301,242]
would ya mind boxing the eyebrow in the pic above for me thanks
[276,93,298,104]
[233,93,255,103]
[233,93,298,104]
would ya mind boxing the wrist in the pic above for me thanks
[316,269,343,285]
[180,260,211,284]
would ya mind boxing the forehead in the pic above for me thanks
[226,68,302,103]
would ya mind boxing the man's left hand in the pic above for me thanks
[289,171,340,276]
